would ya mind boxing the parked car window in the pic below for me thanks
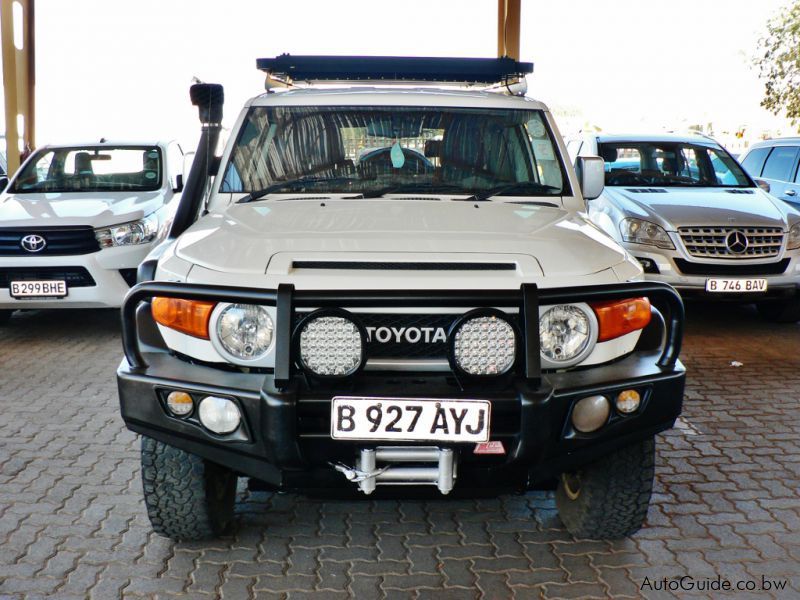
[761,146,799,181]
[220,106,567,197]
[10,146,163,193]
[740,146,771,177]
[598,142,750,187]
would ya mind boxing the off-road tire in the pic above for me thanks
[0,310,12,325]
[556,436,655,539]
[141,436,237,541]
[757,298,800,323]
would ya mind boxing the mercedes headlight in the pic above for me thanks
[540,305,594,365]
[96,213,158,247]
[787,223,800,250]
[620,218,674,249]
[451,313,516,376]
[215,304,274,361]
[298,313,365,377]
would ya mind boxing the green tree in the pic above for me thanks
[756,1,800,127]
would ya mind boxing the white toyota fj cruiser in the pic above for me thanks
[117,55,686,541]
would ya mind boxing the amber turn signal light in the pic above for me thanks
[151,297,215,339]
[591,297,651,342]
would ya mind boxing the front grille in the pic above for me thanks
[678,226,784,258]
[0,226,100,256]
[674,258,790,276]
[0,267,96,288]
[358,313,459,359]
[292,261,516,271]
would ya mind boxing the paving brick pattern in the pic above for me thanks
[1,303,799,599]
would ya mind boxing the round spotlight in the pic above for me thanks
[539,304,594,365]
[451,311,517,376]
[166,391,193,417]
[297,311,365,377]
[198,396,241,434]
[616,389,641,414]
[571,395,610,433]
[215,303,274,361]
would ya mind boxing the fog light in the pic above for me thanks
[166,391,193,417]
[616,389,641,414]
[198,396,241,434]
[571,395,610,433]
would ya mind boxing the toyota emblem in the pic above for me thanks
[20,234,47,253]
[725,230,748,254]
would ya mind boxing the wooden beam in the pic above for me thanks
[1,0,35,176]
[497,0,521,60]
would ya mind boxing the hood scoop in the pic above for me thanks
[725,189,754,194]
[625,188,667,193]
[291,260,516,271]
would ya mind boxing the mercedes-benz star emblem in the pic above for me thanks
[725,230,748,254]
[20,234,47,253]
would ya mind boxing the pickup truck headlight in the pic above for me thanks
[787,223,800,250]
[215,304,274,361]
[620,218,674,249]
[96,213,158,247]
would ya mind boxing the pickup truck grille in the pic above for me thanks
[0,227,100,256]
[678,226,783,258]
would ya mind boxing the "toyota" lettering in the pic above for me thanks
[365,326,448,344]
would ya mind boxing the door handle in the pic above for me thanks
[786,189,797,197]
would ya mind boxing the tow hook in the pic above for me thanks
[332,446,457,495]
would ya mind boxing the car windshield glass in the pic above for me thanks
[9,146,162,193]
[598,141,751,188]
[220,105,567,198]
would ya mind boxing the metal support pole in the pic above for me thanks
[497,0,521,60]
[1,0,35,176]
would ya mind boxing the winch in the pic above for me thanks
[333,446,457,494]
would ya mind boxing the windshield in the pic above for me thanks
[220,105,568,198]
[598,141,752,188]
[10,146,163,193]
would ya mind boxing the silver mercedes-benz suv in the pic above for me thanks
[569,133,800,322]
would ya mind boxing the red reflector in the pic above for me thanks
[474,441,506,455]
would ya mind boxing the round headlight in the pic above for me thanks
[539,305,592,364]
[298,314,364,377]
[452,314,516,376]
[216,304,274,360]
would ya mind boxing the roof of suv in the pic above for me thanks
[748,137,800,148]
[594,133,720,145]
[248,87,547,110]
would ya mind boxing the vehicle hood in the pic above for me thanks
[602,186,794,230]
[0,190,167,228]
[174,199,633,285]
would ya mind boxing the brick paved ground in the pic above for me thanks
[1,303,799,599]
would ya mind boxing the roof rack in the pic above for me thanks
[256,54,533,88]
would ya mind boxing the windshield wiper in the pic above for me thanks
[237,176,363,203]
[459,182,561,202]
[360,183,470,198]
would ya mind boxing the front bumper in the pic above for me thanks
[117,281,686,493]
[0,244,154,309]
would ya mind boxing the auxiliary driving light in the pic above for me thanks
[571,395,610,433]
[198,396,241,434]
[451,312,516,376]
[616,389,641,414]
[298,312,365,377]
[165,391,194,417]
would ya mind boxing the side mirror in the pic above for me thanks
[173,173,184,193]
[755,179,771,194]
[577,156,605,200]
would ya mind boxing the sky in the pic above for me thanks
[5,0,796,154]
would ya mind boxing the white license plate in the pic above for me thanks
[705,278,768,293]
[331,397,490,442]
[10,280,67,298]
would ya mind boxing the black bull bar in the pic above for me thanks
[120,281,684,383]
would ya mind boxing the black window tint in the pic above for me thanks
[762,146,799,181]
[740,146,771,177]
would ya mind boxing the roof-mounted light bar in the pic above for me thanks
[256,54,533,86]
